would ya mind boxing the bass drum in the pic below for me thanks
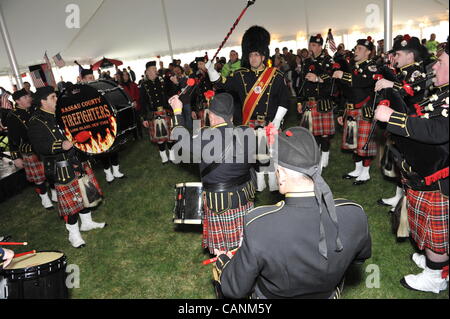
[56,80,136,154]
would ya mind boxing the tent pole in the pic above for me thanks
[161,0,174,60]
[0,5,23,89]
[303,0,310,38]
[384,0,393,52]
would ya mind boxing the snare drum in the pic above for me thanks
[173,182,203,225]
[0,251,68,299]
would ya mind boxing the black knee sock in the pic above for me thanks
[110,152,119,166]
[321,137,331,152]
[353,154,363,163]
[158,143,166,152]
[67,214,79,225]
[426,257,449,270]
[35,182,48,195]
[100,155,111,170]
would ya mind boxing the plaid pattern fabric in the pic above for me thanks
[406,189,449,254]
[202,201,254,254]
[309,101,335,136]
[149,111,173,144]
[22,154,46,184]
[55,179,84,217]
[82,162,103,197]
[342,109,377,157]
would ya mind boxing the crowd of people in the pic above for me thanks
[1,25,448,299]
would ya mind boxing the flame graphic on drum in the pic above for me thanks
[64,116,117,154]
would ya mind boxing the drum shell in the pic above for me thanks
[174,183,203,224]
[0,251,68,299]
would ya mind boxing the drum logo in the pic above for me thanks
[57,94,117,154]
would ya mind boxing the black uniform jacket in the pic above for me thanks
[220,196,372,299]
[214,66,290,124]
[6,107,34,160]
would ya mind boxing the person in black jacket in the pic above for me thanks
[28,86,106,248]
[215,126,371,299]
[6,89,54,209]
[170,93,257,255]
[374,41,449,294]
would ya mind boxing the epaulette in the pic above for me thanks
[245,201,285,227]
[334,198,364,210]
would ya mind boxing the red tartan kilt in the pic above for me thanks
[55,179,84,217]
[202,201,254,254]
[309,102,335,136]
[406,189,449,254]
[341,109,377,157]
[149,111,173,144]
[55,162,103,217]
[22,154,46,184]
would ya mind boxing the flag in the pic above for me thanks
[326,29,337,53]
[0,91,13,110]
[29,65,48,88]
[43,52,57,88]
[53,53,66,68]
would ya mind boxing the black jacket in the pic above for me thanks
[219,196,372,299]
[5,107,34,160]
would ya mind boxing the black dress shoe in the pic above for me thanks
[342,174,357,180]
[377,199,391,206]
[353,179,369,186]
[400,277,419,292]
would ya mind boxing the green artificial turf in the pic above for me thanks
[1,108,448,299]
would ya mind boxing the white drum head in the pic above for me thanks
[1,252,63,270]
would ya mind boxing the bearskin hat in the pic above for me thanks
[241,25,271,68]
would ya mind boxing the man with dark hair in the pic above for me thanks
[28,86,106,248]
[140,61,176,164]
[190,57,215,128]
[374,39,449,294]
[79,69,125,182]
[215,127,371,299]
[375,35,429,210]
[333,37,378,185]
[6,89,55,209]
[298,34,335,170]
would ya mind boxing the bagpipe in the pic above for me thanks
[362,70,436,150]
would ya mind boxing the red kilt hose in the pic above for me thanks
[308,101,335,137]
[406,189,449,254]
[149,110,173,144]
[55,162,103,217]
[202,201,254,254]
[22,154,46,184]
[342,109,377,157]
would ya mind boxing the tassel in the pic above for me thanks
[424,167,449,186]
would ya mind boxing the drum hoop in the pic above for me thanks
[184,182,203,188]
[0,251,67,280]
[175,183,186,188]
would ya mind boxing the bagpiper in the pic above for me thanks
[6,89,55,209]
[140,61,176,164]
[298,34,335,170]
[333,37,378,185]
[375,35,429,209]
[28,86,106,248]
[374,40,449,294]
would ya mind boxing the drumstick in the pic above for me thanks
[202,250,237,265]
[14,250,36,258]
[0,242,28,246]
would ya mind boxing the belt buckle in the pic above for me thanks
[256,115,266,122]
[346,103,354,110]
[157,107,163,112]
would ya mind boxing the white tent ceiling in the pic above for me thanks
[0,0,449,75]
